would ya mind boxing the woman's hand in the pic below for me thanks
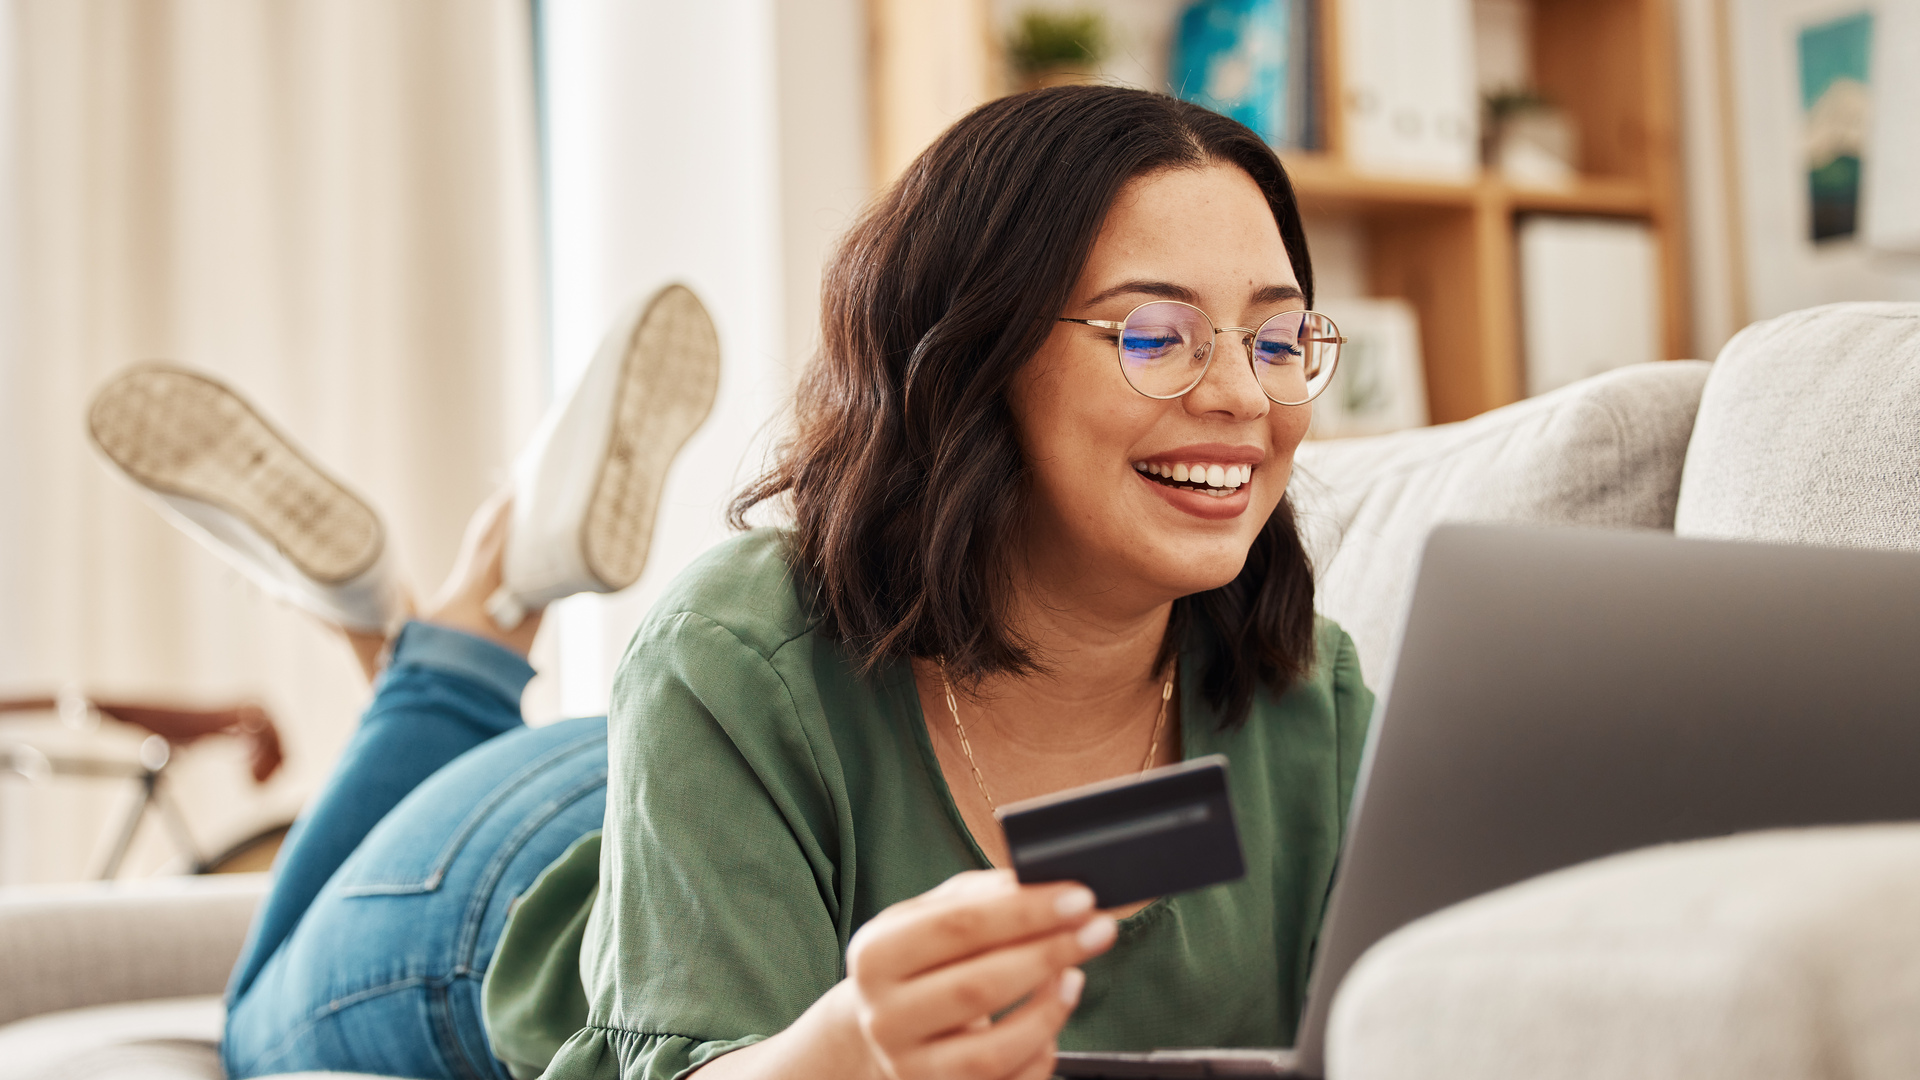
[692,869,1117,1080]
[845,869,1118,1080]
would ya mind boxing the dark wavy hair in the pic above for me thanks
[731,85,1317,727]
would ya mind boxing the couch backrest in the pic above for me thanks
[1294,361,1711,689]
[1675,302,1920,553]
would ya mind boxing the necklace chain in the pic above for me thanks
[939,659,1177,813]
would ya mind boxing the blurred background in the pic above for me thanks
[0,0,1914,885]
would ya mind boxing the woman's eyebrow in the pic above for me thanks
[1252,284,1306,307]
[1078,280,1306,309]
[1079,280,1201,307]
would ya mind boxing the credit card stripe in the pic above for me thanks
[1013,803,1212,863]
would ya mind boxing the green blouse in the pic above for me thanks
[486,529,1373,1080]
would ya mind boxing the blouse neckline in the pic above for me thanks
[888,648,1203,930]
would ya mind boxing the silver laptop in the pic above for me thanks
[1057,523,1920,1078]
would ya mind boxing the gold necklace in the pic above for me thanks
[939,658,1177,813]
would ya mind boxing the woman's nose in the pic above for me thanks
[1184,332,1270,419]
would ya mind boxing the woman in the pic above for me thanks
[536,86,1369,1080]
[93,85,1368,1080]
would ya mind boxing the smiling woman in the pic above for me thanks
[521,87,1375,1080]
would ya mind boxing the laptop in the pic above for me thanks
[1056,523,1920,1078]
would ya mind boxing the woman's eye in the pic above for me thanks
[1254,338,1303,364]
[1121,331,1185,359]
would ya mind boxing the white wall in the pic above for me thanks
[531,0,870,720]
[1673,0,1745,359]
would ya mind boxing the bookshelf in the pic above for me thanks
[869,0,1691,426]
[1296,0,1688,422]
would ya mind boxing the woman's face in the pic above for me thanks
[1009,163,1311,611]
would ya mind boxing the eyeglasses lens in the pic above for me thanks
[1253,310,1339,406]
[1118,302,1212,398]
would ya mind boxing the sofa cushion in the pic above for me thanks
[1676,302,1920,552]
[1293,361,1710,688]
[0,995,401,1079]
[1325,825,1920,1080]
[0,996,225,1080]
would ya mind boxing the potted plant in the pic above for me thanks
[1007,9,1109,92]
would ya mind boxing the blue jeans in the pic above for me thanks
[222,622,608,1080]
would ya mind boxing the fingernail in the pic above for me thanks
[1075,915,1117,951]
[1059,967,1086,1005]
[1054,886,1095,918]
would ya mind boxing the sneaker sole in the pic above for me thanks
[88,366,384,584]
[581,284,721,590]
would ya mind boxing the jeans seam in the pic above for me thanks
[455,766,610,967]
[338,730,606,895]
[438,774,605,1080]
[432,973,506,1080]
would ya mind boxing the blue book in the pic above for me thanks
[1170,0,1303,147]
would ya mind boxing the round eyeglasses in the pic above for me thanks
[1058,301,1344,406]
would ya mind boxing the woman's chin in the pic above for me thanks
[1118,552,1249,602]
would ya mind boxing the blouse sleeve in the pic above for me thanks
[541,611,845,1080]
[1328,624,1376,831]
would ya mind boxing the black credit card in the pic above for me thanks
[995,755,1245,909]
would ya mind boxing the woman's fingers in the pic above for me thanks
[847,871,1111,1080]
[901,967,1085,1080]
[873,914,1116,1040]
[849,876,1097,988]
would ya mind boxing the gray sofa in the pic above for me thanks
[1304,302,1920,1080]
[3,302,1915,1079]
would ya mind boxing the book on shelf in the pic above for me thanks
[1170,0,1318,150]
[1306,296,1428,439]
[1336,0,1479,178]
[1518,216,1661,397]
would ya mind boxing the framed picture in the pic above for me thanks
[1727,0,1920,320]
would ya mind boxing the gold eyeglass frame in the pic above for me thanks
[1059,300,1346,407]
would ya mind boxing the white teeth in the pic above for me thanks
[1131,460,1255,491]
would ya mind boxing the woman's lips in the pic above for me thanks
[1135,468,1250,520]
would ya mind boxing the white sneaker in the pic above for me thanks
[88,365,404,632]
[486,283,720,629]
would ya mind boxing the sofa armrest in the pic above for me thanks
[1326,826,1920,1080]
[0,872,268,1025]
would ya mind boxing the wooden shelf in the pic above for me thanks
[1501,175,1655,215]
[1283,155,1656,217]
[1292,0,1687,423]
[1282,154,1478,209]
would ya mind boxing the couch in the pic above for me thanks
[2,301,1915,1079]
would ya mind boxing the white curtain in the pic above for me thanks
[0,0,543,882]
